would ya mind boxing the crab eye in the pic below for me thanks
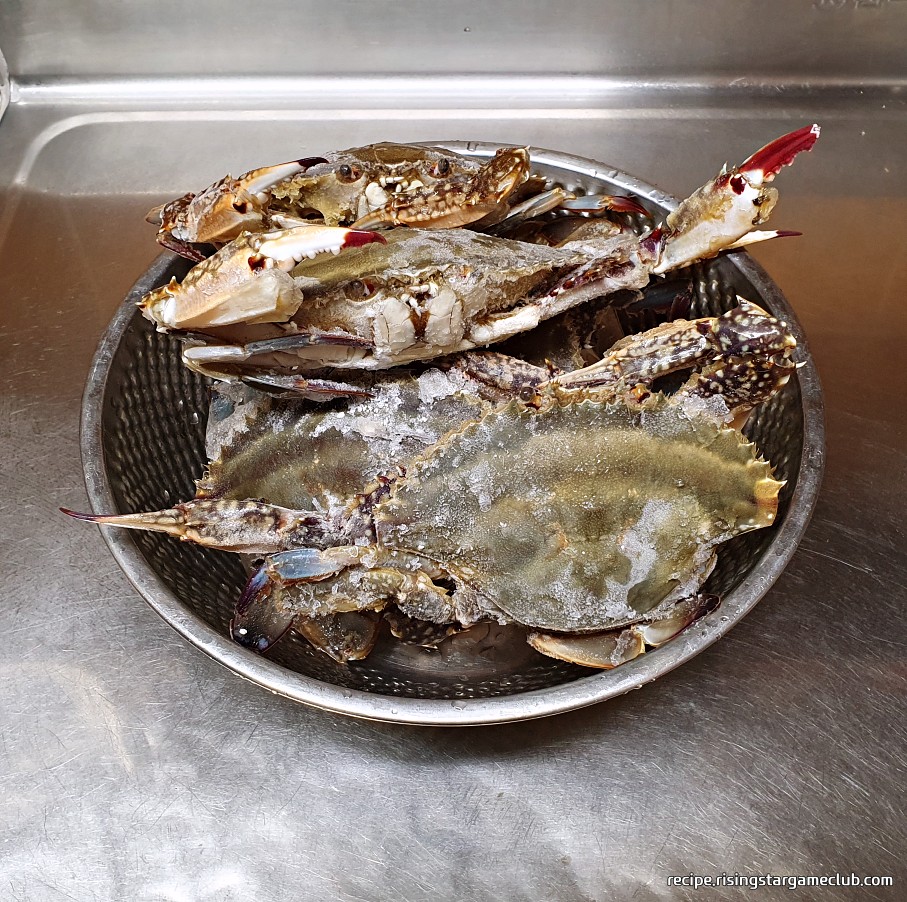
[432,158,452,177]
[338,163,362,183]
[348,279,377,300]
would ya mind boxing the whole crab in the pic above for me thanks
[147,142,648,261]
[137,126,818,386]
[66,300,796,668]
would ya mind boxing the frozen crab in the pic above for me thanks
[146,142,648,262]
[138,126,817,385]
[65,300,796,668]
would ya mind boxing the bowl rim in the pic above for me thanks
[80,141,826,726]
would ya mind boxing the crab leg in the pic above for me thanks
[61,500,335,555]
[549,300,796,397]
[139,225,386,331]
[557,194,649,216]
[485,187,572,234]
[528,594,719,668]
[489,188,648,235]
[237,373,373,400]
[350,147,530,230]
[181,328,373,377]
[231,548,454,652]
[653,124,820,274]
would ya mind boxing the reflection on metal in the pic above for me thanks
[0,45,8,125]
[1,0,906,83]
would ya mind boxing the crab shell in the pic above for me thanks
[269,142,528,228]
[178,226,649,376]
[275,392,781,634]
[198,369,490,518]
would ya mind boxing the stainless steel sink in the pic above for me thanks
[1,2,904,896]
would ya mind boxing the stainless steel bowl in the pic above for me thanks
[80,143,825,725]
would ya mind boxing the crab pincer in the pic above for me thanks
[139,225,386,331]
[146,157,329,260]
[652,123,819,274]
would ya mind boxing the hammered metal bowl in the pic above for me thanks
[80,143,825,725]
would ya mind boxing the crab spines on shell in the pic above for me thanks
[138,225,386,332]
[350,146,531,230]
[375,393,781,634]
[61,500,335,555]
[652,124,819,274]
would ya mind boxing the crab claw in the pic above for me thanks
[149,157,330,259]
[61,500,333,555]
[351,147,530,230]
[549,298,796,400]
[231,567,296,654]
[739,124,821,183]
[527,594,719,668]
[712,298,797,358]
[231,547,361,653]
[239,373,373,400]
[139,225,385,331]
[653,124,819,274]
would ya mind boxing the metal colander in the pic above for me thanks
[80,143,824,725]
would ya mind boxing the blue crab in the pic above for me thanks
[147,142,648,262]
[66,300,796,668]
[137,126,817,386]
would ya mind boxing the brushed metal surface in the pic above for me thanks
[0,46,8,124]
[3,0,907,82]
[1,83,904,899]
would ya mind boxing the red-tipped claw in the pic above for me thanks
[740,124,820,182]
[653,125,819,274]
